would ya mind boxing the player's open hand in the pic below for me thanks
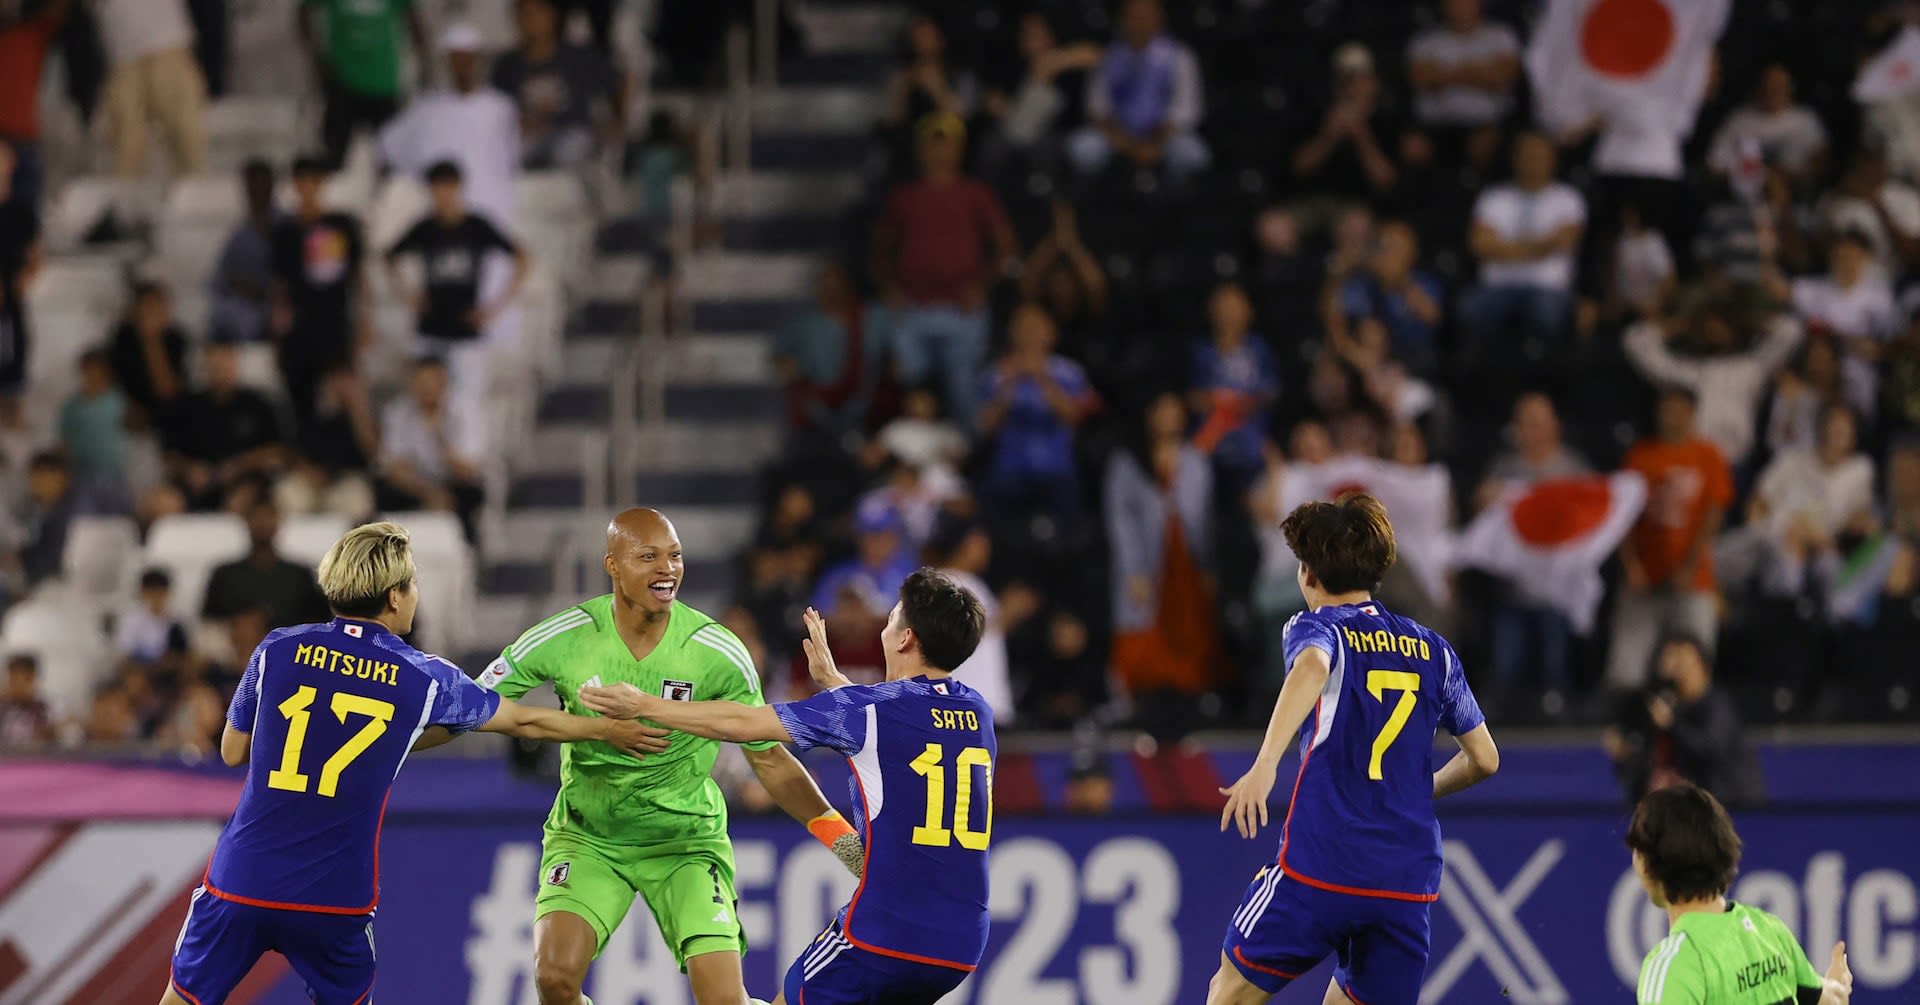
[1821,941,1851,1005]
[1220,764,1278,839]
[581,683,654,721]
[600,718,673,759]
[802,607,854,690]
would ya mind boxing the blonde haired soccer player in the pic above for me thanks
[478,508,855,1005]
[160,521,669,1005]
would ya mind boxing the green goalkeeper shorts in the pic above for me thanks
[537,832,746,969]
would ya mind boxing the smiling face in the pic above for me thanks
[605,510,685,616]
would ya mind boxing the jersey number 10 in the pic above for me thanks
[1367,670,1421,781]
[909,743,993,851]
[267,685,398,797]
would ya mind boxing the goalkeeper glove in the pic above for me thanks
[808,810,864,878]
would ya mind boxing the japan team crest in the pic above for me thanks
[662,679,695,702]
[545,863,570,887]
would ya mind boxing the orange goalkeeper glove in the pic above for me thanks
[809,810,863,878]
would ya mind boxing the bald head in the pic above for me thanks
[608,507,677,553]
[605,508,685,616]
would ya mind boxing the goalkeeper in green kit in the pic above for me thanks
[1626,783,1852,1005]
[478,508,862,1005]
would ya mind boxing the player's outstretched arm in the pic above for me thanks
[801,607,854,691]
[1433,723,1501,799]
[580,683,794,745]
[1221,646,1331,839]
[475,698,673,758]
[741,743,865,877]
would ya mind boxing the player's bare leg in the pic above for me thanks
[686,949,753,1005]
[1319,978,1360,1005]
[1205,952,1274,1005]
[157,987,193,1005]
[533,911,599,1005]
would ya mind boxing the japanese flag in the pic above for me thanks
[1526,0,1731,137]
[1279,457,1455,605]
[1855,26,1920,104]
[1454,473,1648,634]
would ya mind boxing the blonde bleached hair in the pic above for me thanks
[317,521,416,617]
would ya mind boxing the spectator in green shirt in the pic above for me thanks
[299,0,429,169]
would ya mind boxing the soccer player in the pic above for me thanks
[1211,494,1502,1005]
[1627,782,1853,1005]
[478,508,863,1005]
[159,522,670,1005]
[580,570,993,1005]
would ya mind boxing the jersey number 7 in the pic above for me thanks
[266,685,398,797]
[1366,670,1421,781]
[909,743,993,851]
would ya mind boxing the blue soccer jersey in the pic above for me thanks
[205,618,500,913]
[774,676,996,972]
[1274,602,1484,902]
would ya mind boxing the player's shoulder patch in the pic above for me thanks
[545,862,570,887]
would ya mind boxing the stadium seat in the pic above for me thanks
[3,597,112,720]
[278,513,352,571]
[385,511,474,653]
[516,172,590,293]
[226,342,287,399]
[61,515,142,603]
[367,174,430,253]
[144,513,251,618]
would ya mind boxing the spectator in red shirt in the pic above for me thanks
[0,0,71,208]
[1608,386,1733,692]
[871,112,1019,433]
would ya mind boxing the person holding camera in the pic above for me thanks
[1604,634,1766,809]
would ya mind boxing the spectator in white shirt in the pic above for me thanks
[1771,228,1899,418]
[377,356,486,542]
[379,23,522,226]
[1462,133,1586,358]
[1606,203,1677,324]
[97,0,207,178]
[1624,308,1803,469]
[1066,0,1211,183]
[1407,0,1520,131]
[114,568,189,670]
[1721,401,1876,599]
[1708,64,1828,189]
[1819,143,1920,280]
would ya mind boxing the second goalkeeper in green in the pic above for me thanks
[479,508,862,1005]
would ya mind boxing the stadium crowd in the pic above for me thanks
[733,0,1920,768]
[0,0,1913,803]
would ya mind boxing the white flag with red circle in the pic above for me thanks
[1526,0,1731,136]
[1855,26,1920,103]
[1454,472,1648,634]
[1279,457,1455,606]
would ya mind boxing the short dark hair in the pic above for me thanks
[898,568,985,672]
[425,160,463,185]
[1280,493,1396,594]
[27,449,66,473]
[131,279,168,303]
[7,654,36,675]
[1626,782,1743,903]
[140,568,172,591]
[242,157,273,181]
[291,154,331,177]
[78,348,109,369]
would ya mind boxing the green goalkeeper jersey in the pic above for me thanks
[478,596,778,847]
[1638,901,1824,1005]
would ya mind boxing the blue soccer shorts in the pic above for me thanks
[170,887,376,1005]
[1221,865,1433,1005]
[782,922,969,1005]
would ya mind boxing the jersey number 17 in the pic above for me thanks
[266,685,397,798]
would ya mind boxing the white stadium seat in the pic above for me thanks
[61,516,142,602]
[385,511,473,653]
[368,174,429,253]
[3,597,112,720]
[278,513,352,571]
[144,513,251,618]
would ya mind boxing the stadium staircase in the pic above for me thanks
[459,2,904,666]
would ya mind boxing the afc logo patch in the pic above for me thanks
[662,679,695,702]
[545,863,570,887]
